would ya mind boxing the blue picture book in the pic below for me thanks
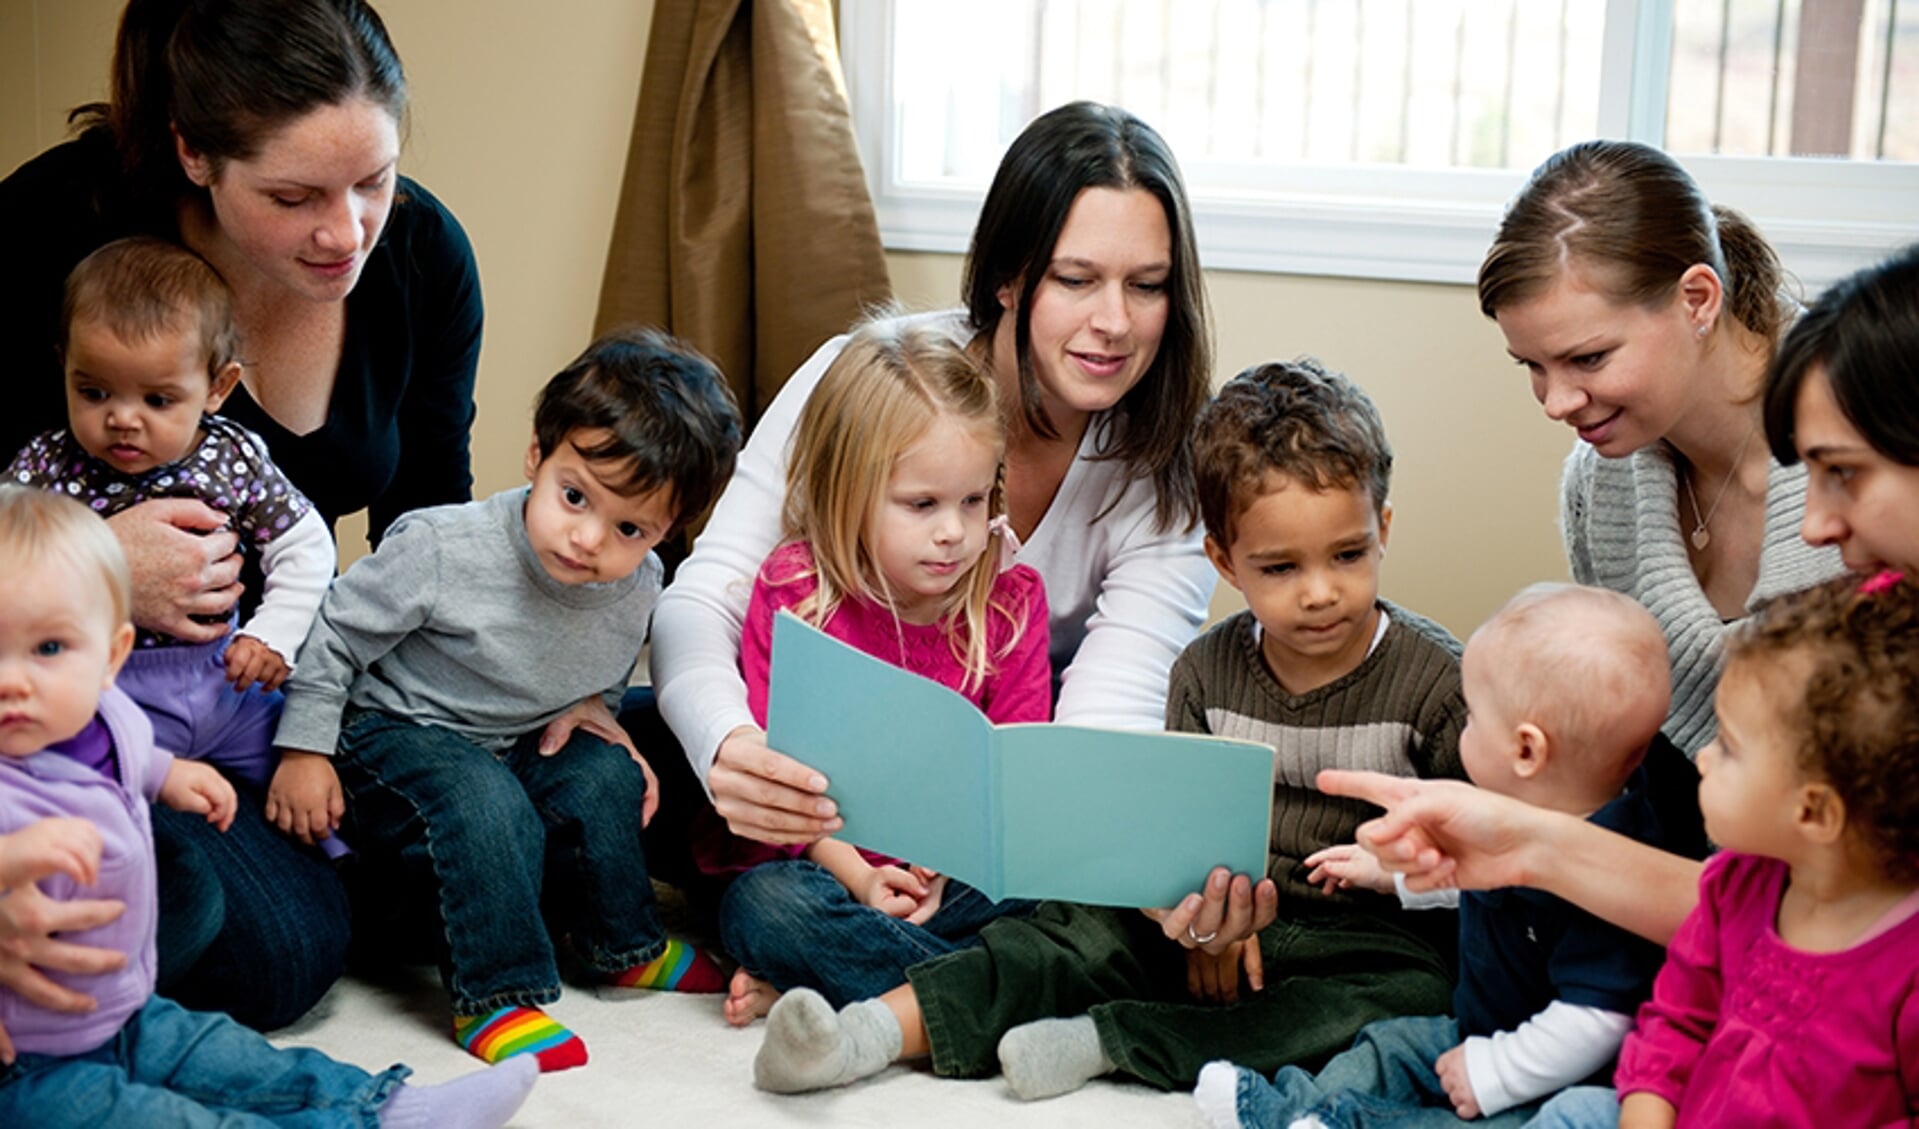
[766,611,1277,908]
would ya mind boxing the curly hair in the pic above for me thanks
[1193,357,1391,547]
[1725,572,1919,884]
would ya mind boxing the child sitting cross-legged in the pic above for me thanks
[0,487,536,1127]
[267,329,743,1072]
[752,358,1470,1099]
[1196,582,1710,1127]
[1615,571,1919,1128]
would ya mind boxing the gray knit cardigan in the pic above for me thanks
[1559,440,1845,757]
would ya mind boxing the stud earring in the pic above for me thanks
[1696,323,1711,339]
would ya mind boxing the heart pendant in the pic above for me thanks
[1691,527,1711,551]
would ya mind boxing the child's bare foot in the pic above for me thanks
[725,969,780,1027]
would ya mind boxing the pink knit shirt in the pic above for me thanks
[1615,851,1919,1126]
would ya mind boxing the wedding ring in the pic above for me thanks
[1186,924,1219,945]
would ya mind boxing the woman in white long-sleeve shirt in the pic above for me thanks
[646,102,1219,1019]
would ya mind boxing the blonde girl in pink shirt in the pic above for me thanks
[713,319,1051,1026]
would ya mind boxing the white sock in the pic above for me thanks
[379,1055,538,1129]
[996,1015,1113,1101]
[753,989,902,1094]
[1193,1060,1248,1129]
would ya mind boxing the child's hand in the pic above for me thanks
[0,817,103,891]
[1184,938,1265,1004]
[902,867,948,926]
[1304,843,1394,896]
[159,760,237,832]
[224,635,290,692]
[265,751,344,846]
[538,696,660,827]
[1434,1042,1480,1119]
[859,864,934,919]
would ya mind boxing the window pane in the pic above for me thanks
[890,0,1610,186]
[1665,0,1918,161]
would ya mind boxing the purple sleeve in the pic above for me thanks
[981,565,1053,725]
[1614,854,1731,1107]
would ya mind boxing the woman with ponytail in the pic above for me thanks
[1476,141,1843,758]
[0,0,483,1031]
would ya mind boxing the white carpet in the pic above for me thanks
[271,967,1208,1128]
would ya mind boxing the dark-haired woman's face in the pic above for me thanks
[182,97,399,304]
[1794,363,1919,574]
[998,187,1171,427]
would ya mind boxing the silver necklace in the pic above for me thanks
[1681,424,1758,551]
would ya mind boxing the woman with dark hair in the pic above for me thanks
[1478,140,1842,757]
[0,0,482,1030]
[1764,243,1919,575]
[640,101,1222,1023]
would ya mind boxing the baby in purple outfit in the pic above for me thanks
[7,238,334,800]
[0,485,535,1126]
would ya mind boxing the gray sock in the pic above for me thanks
[753,989,903,1094]
[996,1015,1113,1100]
[379,1055,538,1129]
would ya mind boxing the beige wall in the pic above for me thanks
[4,0,1571,637]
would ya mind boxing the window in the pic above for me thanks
[842,0,1919,288]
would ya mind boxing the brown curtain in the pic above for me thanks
[596,0,893,427]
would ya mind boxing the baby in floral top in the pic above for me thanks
[7,237,333,799]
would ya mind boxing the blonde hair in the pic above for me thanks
[0,486,133,628]
[1473,583,1671,784]
[781,320,1024,690]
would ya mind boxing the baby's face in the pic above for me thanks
[0,554,129,757]
[65,317,220,476]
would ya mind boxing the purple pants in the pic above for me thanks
[117,639,349,859]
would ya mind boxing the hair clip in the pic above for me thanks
[988,514,1023,572]
[1858,569,1905,596]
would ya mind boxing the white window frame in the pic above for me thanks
[841,0,1919,291]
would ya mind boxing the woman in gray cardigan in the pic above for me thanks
[1476,140,1841,756]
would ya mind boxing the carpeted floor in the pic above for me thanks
[270,967,1207,1127]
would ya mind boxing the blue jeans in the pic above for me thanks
[152,791,351,1031]
[719,858,1035,1006]
[1228,1015,1602,1128]
[333,710,667,1015]
[0,996,406,1127]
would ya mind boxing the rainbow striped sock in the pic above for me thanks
[452,1005,588,1073]
[609,938,726,993]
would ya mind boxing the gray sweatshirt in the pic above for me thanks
[276,487,661,755]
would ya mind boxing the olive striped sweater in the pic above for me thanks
[1166,601,1466,910]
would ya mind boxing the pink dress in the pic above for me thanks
[692,540,1051,876]
[1615,851,1919,1127]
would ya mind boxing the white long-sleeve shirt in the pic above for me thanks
[650,309,1218,789]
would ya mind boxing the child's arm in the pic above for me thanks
[269,516,439,844]
[1447,1000,1634,1117]
[804,838,935,921]
[1303,843,1394,896]
[1618,1092,1679,1129]
[158,759,238,832]
[1613,860,1728,1115]
[228,507,336,691]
